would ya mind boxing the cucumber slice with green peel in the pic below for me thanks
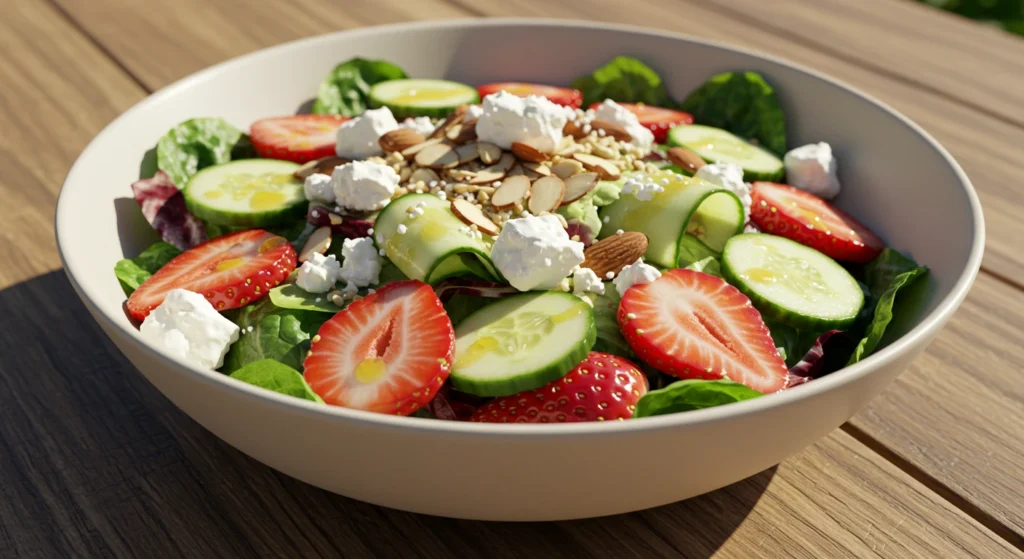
[598,170,744,268]
[374,193,500,284]
[451,292,596,397]
[368,79,480,119]
[722,233,864,330]
[667,125,784,181]
[184,159,306,227]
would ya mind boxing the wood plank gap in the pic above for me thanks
[841,422,1024,550]
[676,0,1024,130]
[432,0,489,17]
[980,268,1024,293]
[44,0,154,94]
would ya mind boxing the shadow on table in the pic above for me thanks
[0,271,772,558]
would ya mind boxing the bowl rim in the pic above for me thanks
[55,17,985,437]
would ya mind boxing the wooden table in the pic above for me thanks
[2,0,1023,556]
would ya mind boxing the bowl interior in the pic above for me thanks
[57,20,981,415]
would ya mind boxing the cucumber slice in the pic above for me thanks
[451,292,596,397]
[374,193,499,284]
[598,170,744,268]
[667,125,784,181]
[722,233,864,330]
[368,79,480,119]
[184,159,306,227]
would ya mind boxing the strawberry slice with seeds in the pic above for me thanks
[589,102,694,144]
[127,229,296,321]
[750,182,884,263]
[249,115,349,163]
[303,280,455,415]
[478,82,583,108]
[618,269,788,393]
[470,352,649,423]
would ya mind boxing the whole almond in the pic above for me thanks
[573,153,621,180]
[430,105,467,139]
[582,232,649,278]
[294,155,349,179]
[590,119,632,142]
[491,175,531,210]
[511,139,549,163]
[527,176,566,214]
[451,199,500,236]
[561,172,599,205]
[379,129,426,153]
[299,226,333,262]
[666,146,706,173]
[416,143,460,169]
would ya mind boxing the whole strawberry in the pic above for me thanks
[470,352,648,423]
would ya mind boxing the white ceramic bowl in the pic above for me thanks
[56,19,984,521]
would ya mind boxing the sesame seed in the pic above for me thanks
[605,271,615,279]
[378,249,386,256]
[367,227,374,235]
[397,224,408,234]
[602,216,610,224]
[616,229,624,235]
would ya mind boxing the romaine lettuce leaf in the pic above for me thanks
[113,241,182,296]
[229,359,323,403]
[156,117,246,187]
[679,71,788,156]
[634,379,763,417]
[572,56,674,109]
[312,58,408,116]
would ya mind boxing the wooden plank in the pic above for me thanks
[0,271,1016,557]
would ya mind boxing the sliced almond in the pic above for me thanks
[551,159,584,179]
[455,142,480,164]
[430,105,467,139]
[294,155,349,179]
[379,129,426,153]
[507,163,526,177]
[563,121,587,139]
[590,119,632,142]
[490,175,531,210]
[666,146,707,174]
[522,161,550,177]
[451,199,500,236]
[469,153,516,185]
[582,232,649,279]
[409,168,440,185]
[449,119,478,144]
[477,141,502,165]
[573,153,621,180]
[299,226,332,262]
[510,139,550,163]
[561,172,599,205]
[401,137,443,159]
[527,176,566,214]
[415,143,460,169]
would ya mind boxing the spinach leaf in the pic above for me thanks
[635,379,763,417]
[113,241,182,295]
[572,56,674,109]
[156,117,246,187]
[312,58,408,116]
[221,298,329,374]
[229,359,323,403]
[847,250,928,364]
[590,283,634,359]
[679,71,788,156]
[685,256,723,278]
[443,293,494,328]
[765,320,825,368]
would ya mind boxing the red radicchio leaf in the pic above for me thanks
[427,384,487,421]
[565,220,594,247]
[130,171,206,250]
[787,330,855,387]
[307,204,373,239]
[433,279,521,303]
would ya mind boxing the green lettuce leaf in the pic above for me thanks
[679,71,788,156]
[591,283,634,359]
[635,379,763,417]
[113,241,182,295]
[221,298,330,374]
[443,293,495,328]
[847,250,928,364]
[312,58,408,116]
[764,320,826,368]
[685,256,723,278]
[572,56,674,109]
[229,359,323,403]
[156,117,246,187]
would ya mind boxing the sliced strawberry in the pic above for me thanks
[127,229,296,321]
[618,269,788,394]
[249,115,349,163]
[478,82,583,108]
[470,352,648,423]
[303,280,455,415]
[750,182,884,263]
[589,102,693,144]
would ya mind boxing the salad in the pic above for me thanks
[116,56,928,422]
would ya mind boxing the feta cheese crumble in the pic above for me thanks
[593,99,655,154]
[331,160,399,211]
[613,258,662,297]
[572,267,606,297]
[464,104,484,121]
[621,174,665,201]
[490,214,585,291]
[398,116,436,137]
[335,106,399,159]
[338,237,382,288]
[296,252,341,294]
[476,91,569,151]
[695,163,752,222]
[784,142,841,199]
[303,172,335,204]
[139,289,240,370]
